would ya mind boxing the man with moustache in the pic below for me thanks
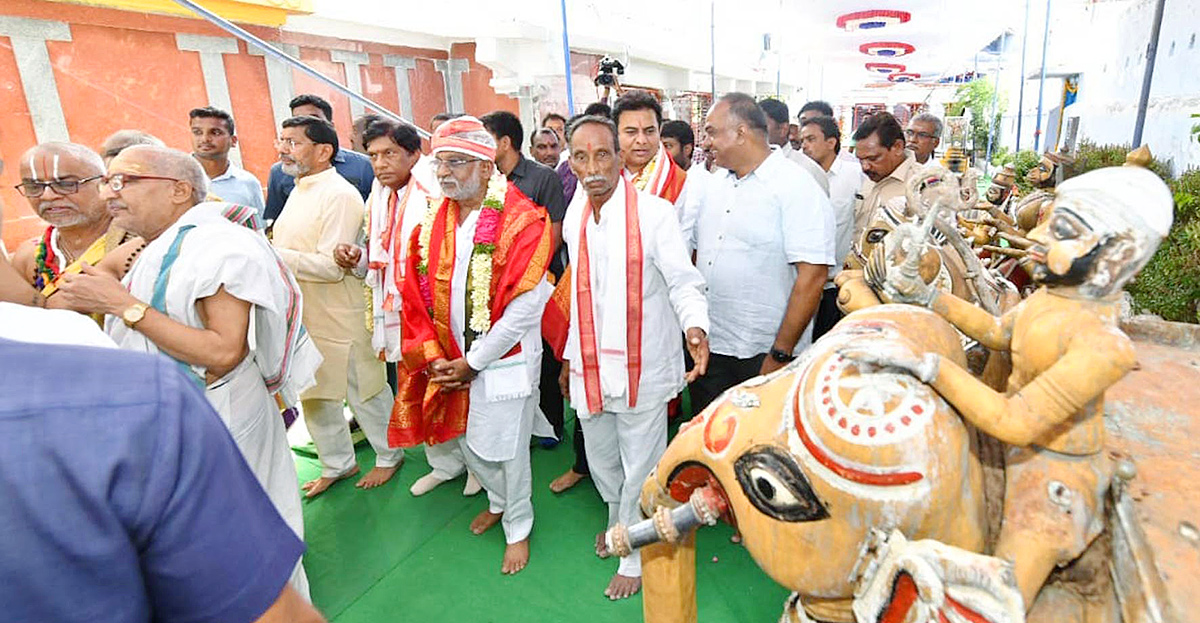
[10,143,137,298]
[332,119,474,497]
[529,128,562,168]
[905,112,943,165]
[852,112,917,243]
[51,145,318,598]
[559,114,710,600]
[270,115,399,498]
[189,106,264,214]
[390,116,554,575]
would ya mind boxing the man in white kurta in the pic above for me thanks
[271,115,404,497]
[390,117,554,575]
[449,210,552,556]
[53,146,320,599]
[561,115,710,600]
[335,119,478,498]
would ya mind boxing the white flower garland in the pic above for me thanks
[466,170,510,334]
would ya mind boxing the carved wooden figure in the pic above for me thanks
[851,165,1174,609]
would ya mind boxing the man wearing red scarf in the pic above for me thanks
[613,92,688,205]
[388,116,554,575]
[559,114,710,600]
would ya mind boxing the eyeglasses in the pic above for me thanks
[275,138,316,151]
[101,173,182,193]
[433,157,481,172]
[15,175,104,198]
[904,129,938,141]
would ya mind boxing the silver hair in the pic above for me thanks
[911,113,943,138]
[119,145,210,204]
[21,142,106,176]
[101,130,165,160]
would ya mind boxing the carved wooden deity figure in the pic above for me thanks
[985,164,1018,208]
[850,165,1174,609]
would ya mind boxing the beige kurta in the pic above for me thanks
[854,152,917,239]
[272,167,386,402]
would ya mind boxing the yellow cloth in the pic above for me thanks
[271,167,387,402]
[40,227,126,297]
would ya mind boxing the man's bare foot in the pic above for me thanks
[549,469,586,494]
[470,509,503,535]
[595,532,611,559]
[301,465,360,499]
[410,471,449,496]
[604,573,641,600]
[501,538,530,575]
[356,464,400,490]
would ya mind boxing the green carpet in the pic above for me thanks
[293,411,789,622]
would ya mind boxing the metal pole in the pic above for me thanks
[169,0,429,138]
[710,0,716,101]
[1133,0,1167,147]
[1033,0,1051,153]
[559,0,575,115]
[1015,0,1030,152]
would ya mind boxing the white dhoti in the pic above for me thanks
[107,204,323,601]
[579,401,669,577]
[302,342,404,477]
[205,355,310,598]
[458,391,540,544]
[425,441,467,480]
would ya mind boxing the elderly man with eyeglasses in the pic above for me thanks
[905,112,943,165]
[9,142,139,301]
[390,116,555,575]
[52,144,319,600]
[268,115,404,500]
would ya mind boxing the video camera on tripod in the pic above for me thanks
[594,56,625,87]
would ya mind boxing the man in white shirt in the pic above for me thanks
[333,119,476,497]
[799,115,864,338]
[390,117,554,575]
[559,114,710,600]
[688,93,835,413]
[189,107,264,214]
[759,98,830,196]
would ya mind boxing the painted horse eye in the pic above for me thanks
[735,446,829,523]
[866,229,888,244]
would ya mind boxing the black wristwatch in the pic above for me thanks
[769,347,795,364]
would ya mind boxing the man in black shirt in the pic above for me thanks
[480,110,570,450]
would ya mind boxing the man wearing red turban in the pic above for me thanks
[388,116,554,575]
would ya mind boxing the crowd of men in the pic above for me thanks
[0,88,945,620]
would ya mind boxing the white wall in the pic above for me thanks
[999,0,1200,174]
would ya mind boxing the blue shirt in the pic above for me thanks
[208,162,266,216]
[264,148,374,223]
[0,339,304,623]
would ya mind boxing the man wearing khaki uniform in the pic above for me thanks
[850,112,918,245]
[272,115,404,497]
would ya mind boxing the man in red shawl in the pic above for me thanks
[389,116,554,574]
